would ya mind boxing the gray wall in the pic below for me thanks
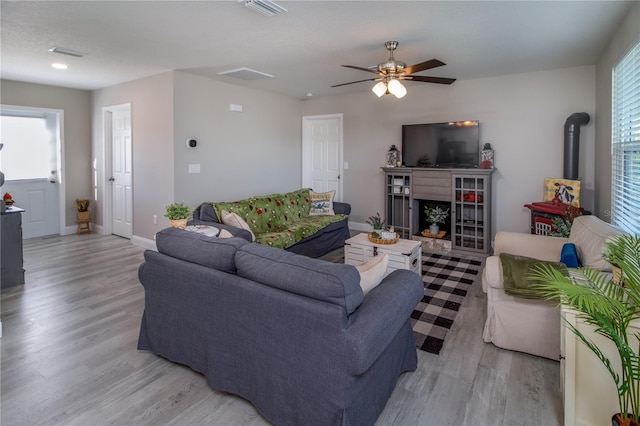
[92,72,174,240]
[0,80,92,228]
[594,1,640,221]
[91,71,302,241]
[173,71,302,207]
[301,65,596,235]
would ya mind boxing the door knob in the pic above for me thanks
[108,177,115,182]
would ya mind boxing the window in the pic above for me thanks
[611,39,640,235]
[0,114,57,180]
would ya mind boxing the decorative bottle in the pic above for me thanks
[480,143,494,169]
[387,145,401,167]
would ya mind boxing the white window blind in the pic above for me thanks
[612,39,640,235]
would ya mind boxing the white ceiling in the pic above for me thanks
[0,1,635,99]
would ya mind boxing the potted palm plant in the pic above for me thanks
[530,234,640,426]
[165,202,192,229]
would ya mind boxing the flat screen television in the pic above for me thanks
[401,120,480,168]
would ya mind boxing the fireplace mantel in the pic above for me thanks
[382,167,494,253]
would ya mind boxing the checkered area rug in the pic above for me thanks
[412,252,483,355]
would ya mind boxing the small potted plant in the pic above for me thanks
[366,212,397,243]
[165,202,192,229]
[74,198,91,221]
[366,212,385,238]
[424,205,449,235]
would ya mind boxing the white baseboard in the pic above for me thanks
[63,225,77,235]
[131,235,157,251]
[349,221,371,233]
[62,222,103,236]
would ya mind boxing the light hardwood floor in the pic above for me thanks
[1,234,562,425]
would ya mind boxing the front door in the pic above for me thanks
[110,105,133,238]
[0,110,62,239]
[302,114,343,200]
[2,179,59,239]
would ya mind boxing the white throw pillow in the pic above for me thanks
[356,254,389,296]
[309,190,335,216]
[568,215,624,272]
[218,229,234,238]
[221,210,255,241]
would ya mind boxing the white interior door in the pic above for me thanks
[302,114,343,200]
[110,106,133,238]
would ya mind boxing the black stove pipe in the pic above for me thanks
[563,112,590,180]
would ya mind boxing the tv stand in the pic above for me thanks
[383,167,494,253]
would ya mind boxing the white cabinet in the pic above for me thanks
[344,233,422,276]
[562,306,633,425]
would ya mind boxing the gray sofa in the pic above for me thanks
[137,227,423,426]
[191,200,351,259]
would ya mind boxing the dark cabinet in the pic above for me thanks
[1,207,25,290]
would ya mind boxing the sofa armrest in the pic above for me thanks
[344,269,423,375]
[193,203,220,223]
[333,202,351,216]
[494,231,568,262]
[482,255,503,292]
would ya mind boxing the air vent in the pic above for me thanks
[217,68,274,80]
[239,0,287,17]
[48,47,84,58]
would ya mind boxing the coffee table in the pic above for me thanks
[344,233,422,276]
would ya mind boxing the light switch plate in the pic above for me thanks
[188,164,201,174]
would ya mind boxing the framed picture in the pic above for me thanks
[544,178,580,207]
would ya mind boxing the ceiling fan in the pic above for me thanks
[331,41,456,98]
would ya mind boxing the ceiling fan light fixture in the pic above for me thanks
[372,81,387,97]
[387,79,406,98]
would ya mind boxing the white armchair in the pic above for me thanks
[482,215,624,360]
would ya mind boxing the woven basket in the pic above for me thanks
[368,233,399,244]
[421,229,446,239]
[170,218,188,229]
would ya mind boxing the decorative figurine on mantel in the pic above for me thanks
[387,145,401,167]
[480,143,494,169]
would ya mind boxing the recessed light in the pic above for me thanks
[51,63,68,70]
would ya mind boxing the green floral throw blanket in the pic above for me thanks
[499,253,568,299]
[210,189,346,249]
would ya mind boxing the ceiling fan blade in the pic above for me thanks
[407,75,456,85]
[341,65,384,75]
[331,78,378,88]
[403,59,445,76]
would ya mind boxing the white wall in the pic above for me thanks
[0,80,92,228]
[301,65,596,236]
[594,1,640,220]
[92,72,174,240]
[173,72,302,207]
